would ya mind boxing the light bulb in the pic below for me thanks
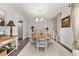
[39,18,44,22]
[35,18,39,22]
[0,19,1,22]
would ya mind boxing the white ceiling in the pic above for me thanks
[8,3,70,20]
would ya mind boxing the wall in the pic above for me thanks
[28,17,53,36]
[0,4,28,40]
[60,4,73,49]
[52,13,61,42]
[52,4,73,49]
[23,18,29,39]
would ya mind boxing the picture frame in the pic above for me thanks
[61,15,70,27]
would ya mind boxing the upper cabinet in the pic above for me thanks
[0,9,6,26]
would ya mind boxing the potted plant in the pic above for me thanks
[4,43,13,54]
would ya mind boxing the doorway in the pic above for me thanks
[18,20,23,44]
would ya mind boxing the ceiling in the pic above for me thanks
[8,3,70,20]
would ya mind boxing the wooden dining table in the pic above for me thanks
[32,33,51,39]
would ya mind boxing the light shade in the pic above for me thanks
[0,21,5,26]
[35,18,44,22]
[7,21,15,26]
[35,18,39,22]
[39,18,44,22]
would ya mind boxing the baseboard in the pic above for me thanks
[24,37,29,42]
[18,38,22,40]
[59,42,72,53]
[54,39,72,53]
[25,37,29,39]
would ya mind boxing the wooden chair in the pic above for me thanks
[36,30,48,53]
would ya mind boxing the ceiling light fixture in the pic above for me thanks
[39,18,44,22]
[35,18,39,22]
[35,18,44,22]
[35,9,44,22]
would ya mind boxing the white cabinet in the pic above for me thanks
[0,36,18,56]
